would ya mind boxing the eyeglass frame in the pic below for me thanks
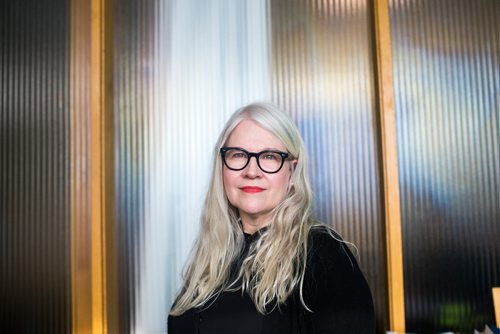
[220,147,290,174]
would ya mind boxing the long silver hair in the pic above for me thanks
[170,102,315,315]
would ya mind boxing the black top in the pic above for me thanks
[168,227,375,334]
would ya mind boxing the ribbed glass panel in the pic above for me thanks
[114,1,157,331]
[389,0,500,332]
[270,0,387,331]
[113,0,386,332]
[0,0,72,333]
[114,1,271,332]
[69,0,92,331]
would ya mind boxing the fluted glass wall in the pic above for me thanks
[114,1,273,332]
[270,0,387,330]
[0,0,72,332]
[3,0,499,332]
[69,0,92,331]
[113,0,386,332]
[389,0,500,332]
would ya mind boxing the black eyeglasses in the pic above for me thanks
[220,147,290,174]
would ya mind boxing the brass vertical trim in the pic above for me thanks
[90,0,116,332]
[494,287,500,326]
[372,0,405,331]
[90,0,104,331]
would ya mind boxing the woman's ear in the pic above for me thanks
[288,160,298,190]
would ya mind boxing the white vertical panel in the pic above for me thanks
[113,0,272,332]
[149,1,271,329]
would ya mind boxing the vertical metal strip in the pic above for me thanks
[90,0,105,331]
[494,288,500,327]
[90,0,116,332]
[372,0,405,331]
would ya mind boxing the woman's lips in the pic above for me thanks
[240,186,264,193]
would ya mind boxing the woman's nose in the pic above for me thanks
[243,156,262,178]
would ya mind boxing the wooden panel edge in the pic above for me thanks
[90,0,116,331]
[101,0,118,331]
[90,0,112,332]
[372,0,406,332]
[494,287,500,327]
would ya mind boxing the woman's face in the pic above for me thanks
[223,119,293,228]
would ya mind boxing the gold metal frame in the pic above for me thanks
[372,0,406,331]
[494,288,500,327]
[70,0,116,332]
[90,0,117,332]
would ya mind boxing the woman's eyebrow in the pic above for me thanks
[251,147,284,152]
[261,147,282,151]
[226,146,286,152]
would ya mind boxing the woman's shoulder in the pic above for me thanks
[307,225,355,262]
[308,224,342,240]
[305,224,364,286]
[302,224,376,331]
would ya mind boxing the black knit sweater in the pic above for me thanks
[168,227,375,334]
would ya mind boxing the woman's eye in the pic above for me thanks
[262,153,277,160]
[230,152,246,159]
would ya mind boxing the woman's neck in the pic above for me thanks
[240,213,271,235]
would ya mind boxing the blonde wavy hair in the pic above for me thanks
[170,102,317,315]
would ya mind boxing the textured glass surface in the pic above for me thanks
[0,0,72,332]
[69,0,92,331]
[389,0,500,332]
[270,0,387,330]
[113,1,271,331]
[113,0,386,332]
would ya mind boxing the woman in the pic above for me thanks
[168,103,375,333]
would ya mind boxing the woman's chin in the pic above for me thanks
[238,208,272,220]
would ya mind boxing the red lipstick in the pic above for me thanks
[240,186,264,193]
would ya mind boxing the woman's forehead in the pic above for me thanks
[226,119,286,151]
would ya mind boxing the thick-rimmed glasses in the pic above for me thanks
[220,147,290,174]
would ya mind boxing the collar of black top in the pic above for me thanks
[242,225,269,244]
